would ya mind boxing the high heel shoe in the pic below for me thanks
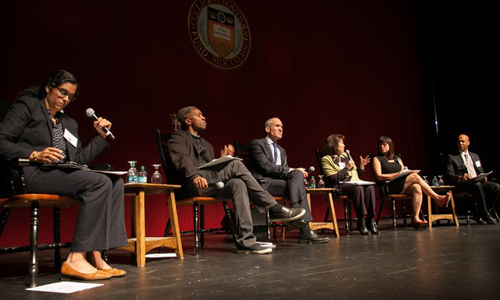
[410,220,428,230]
[60,262,112,281]
[436,192,451,208]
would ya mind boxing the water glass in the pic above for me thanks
[151,164,163,184]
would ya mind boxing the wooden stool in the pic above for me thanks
[117,183,182,267]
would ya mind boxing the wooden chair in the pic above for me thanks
[0,158,79,287]
[315,149,353,235]
[154,129,238,255]
[374,187,413,230]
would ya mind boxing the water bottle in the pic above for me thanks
[127,162,138,183]
[309,176,316,189]
[432,176,439,187]
[138,166,148,183]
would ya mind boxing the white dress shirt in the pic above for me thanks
[266,137,281,166]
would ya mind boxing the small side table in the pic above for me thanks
[427,185,459,230]
[306,188,340,237]
[117,183,182,267]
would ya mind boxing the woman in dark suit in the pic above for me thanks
[0,70,126,280]
[321,134,379,235]
[372,136,449,229]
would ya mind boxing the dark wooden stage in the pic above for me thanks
[1,221,500,299]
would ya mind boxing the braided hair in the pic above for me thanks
[170,106,196,132]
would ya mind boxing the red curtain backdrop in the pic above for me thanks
[0,0,436,246]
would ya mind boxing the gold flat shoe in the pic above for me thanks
[100,268,126,277]
[61,262,112,281]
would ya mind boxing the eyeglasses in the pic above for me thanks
[55,87,76,102]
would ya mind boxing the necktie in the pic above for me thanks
[464,154,477,178]
[272,143,278,165]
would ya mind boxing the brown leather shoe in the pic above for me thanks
[61,262,112,281]
[100,268,126,277]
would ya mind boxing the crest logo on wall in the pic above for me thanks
[188,0,251,70]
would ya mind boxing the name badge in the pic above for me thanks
[475,160,482,168]
[64,129,78,148]
[339,162,346,170]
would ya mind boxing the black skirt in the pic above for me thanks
[388,173,410,194]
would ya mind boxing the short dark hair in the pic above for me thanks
[323,134,345,156]
[20,69,79,99]
[377,135,395,159]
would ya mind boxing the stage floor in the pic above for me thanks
[1,221,500,299]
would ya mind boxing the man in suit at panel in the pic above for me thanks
[446,134,499,225]
[247,117,329,244]
[167,106,306,254]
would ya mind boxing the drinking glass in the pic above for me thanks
[423,175,429,185]
[151,164,163,184]
[438,175,444,186]
[318,175,325,188]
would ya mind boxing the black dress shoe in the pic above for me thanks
[298,230,330,244]
[486,215,499,225]
[473,216,488,225]
[284,219,307,230]
[366,218,380,235]
[357,218,370,235]
[269,207,305,222]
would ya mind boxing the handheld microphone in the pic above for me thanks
[208,182,224,189]
[307,166,315,173]
[86,108,115,140]
[346,150,352,160]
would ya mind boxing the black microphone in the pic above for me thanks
[208,182,224,189]
[86,108,115,140]
[307,166,315,173]
[346,149,352,160]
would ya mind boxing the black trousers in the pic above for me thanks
[461,181,500,217]
[25,168,127,252]
[199,160,278,248]
[262,170,313,223]
[341,183,377,218]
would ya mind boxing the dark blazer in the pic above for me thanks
[247,138,290,181]
[0,96,109,179]
[446,151,484,185]
[167,130,215,196]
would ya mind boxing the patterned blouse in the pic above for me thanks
[47,110,67,163]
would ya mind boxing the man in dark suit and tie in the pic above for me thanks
[247,117,329,243]
[446,134,499,225]
[167,107,306,254]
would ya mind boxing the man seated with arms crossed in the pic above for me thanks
[167,106,305,254]
[446,134,500,225]
[247,117,329,244]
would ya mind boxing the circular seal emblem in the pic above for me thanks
[188,0,251,70]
